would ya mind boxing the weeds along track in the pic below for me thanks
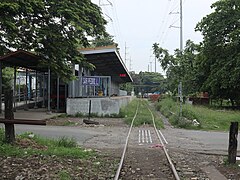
[114,99,180,180]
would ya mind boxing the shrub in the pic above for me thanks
[57,137,78,148]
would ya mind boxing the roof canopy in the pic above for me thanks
[0,50,46,72]
[80,46,133,83]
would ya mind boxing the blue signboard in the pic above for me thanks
[82,77,100,86]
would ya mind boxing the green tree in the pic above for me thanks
[130,71,166,95]
[153,40,201,95]
[0,0,107,81]
[91,34,116,47]
[196,0,240,105]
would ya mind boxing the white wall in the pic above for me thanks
[66,96,134,116]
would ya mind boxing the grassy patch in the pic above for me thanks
[121,99,139,124]
[156,96,240,131]
[0,129,93,158]
[121,99,164,128]
[58,170,71,180]
[62,121,78,126]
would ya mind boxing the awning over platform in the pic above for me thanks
[0,50,46,71]
[80,46,133,83]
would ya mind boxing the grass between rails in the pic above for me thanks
[0,129,93,158]
[155,96,240,131]
[121,98,164,129]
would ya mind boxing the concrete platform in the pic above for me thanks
[0,108,62,120]
[67,96,134,116]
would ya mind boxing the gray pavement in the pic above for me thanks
[0,108,238,155]
[0,108,62,120]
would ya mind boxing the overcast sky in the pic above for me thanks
[92,0,217,74]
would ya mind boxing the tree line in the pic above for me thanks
[0,0,113,83]
[153,0,240,106]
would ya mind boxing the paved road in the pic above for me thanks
[1,122,238,155]
[0,124,103,144]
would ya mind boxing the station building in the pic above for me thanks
[67,45,133,115]
[0,46,133,116]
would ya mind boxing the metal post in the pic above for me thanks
[0,62,2,114]
[109,76,111,98]
[13,67,16,112]
[72,63,75,98]
[79,65,82,97]
[29,74,32,101]
[42,73,45,108]
[34,71,38,109]
[18,77,20,102]
[24,69,28,111]
[57,77,60,112]
[88,100,91,120]
[179,82,183,119]
[180,0,183,52]
[47,66,51,113]
[179,0,183,120]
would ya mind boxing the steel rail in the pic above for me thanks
[114,101,139,180]
[147,105,180,180]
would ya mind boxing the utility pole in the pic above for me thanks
[180,0,183,52]
[129,56,132,71]
[124,42,128,66]
[179,0,183,119]
[155,56,157,73]
[150,62,152,72]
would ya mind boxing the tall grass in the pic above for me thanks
[156,96,240,131]
[121,99,164,129]
[0,130,93,158]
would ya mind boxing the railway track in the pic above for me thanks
[114,99,180,180]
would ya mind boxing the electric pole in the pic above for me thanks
[180,0,183,52]
[179,0,183,119]
[124,42,129,67]
[155,56,157,73]
[129,56,132,71]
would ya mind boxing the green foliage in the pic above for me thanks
[121,99,139,124]
[131,71,166,95]
[121,99,164,128]
[62,121,77,126]
[75,112,84,118]
[156,96,240,131]
[120,82,134,95]
[153,40,201,96]
[1,131,92,158]
[195,0,240,105]
[90,34,116,47]
[58,170,71,180]
[0,0,107,81]
[0,128,4,144]
[2,67,14,89]
[57,137,78,148]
